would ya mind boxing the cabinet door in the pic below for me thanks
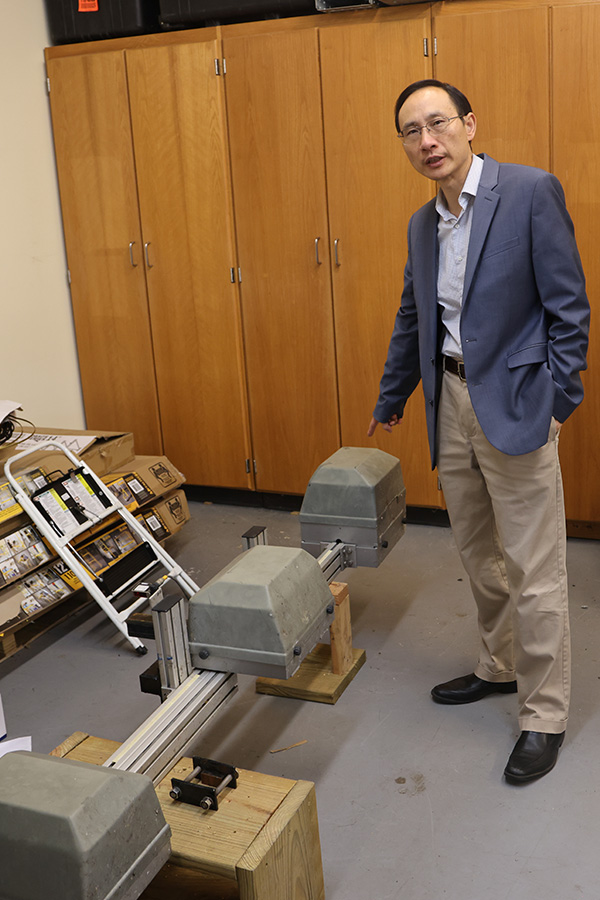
[553,5,600,524]
[126,41,253,489]
[223,29,340,495]
[319,11,438,508]
[433,4,550,169]
[47,52,162,455]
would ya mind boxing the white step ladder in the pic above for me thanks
[4,442,200,653]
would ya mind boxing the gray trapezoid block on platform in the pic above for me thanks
[188,545,333,679]
[0,751,170,900]
[299,447,406,567]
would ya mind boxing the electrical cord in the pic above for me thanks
[0,414,36,447]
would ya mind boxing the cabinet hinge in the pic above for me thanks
[67,268,71,286]
[237,267,242,284]
[423,37,429,57]
[230,267,236,283]
[253,459,257,475]
[46,76,51,94]
[214,58,226,76]
[434,37,438,56]
[245,459,251,474]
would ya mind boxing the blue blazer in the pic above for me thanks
[373,154,590,468]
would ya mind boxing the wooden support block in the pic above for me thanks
[236,780,323,900]
[328,581,352,676]
[140,862,240,899]
[52,734,325,900]
[50,730,90,758]
[256,642,366,704]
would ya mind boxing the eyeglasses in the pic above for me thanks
[398,115,463,145]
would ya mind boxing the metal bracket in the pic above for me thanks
[317,540,357,583]
[169,757,238,810]
[242,525,268,549]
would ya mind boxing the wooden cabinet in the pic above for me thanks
[222,11,441,500]
[47,11,439,502]
[125,41,254,489]
[319,9,439,507]
[46,51,163,456]
[223,28,340,494]
[48,38,254,487]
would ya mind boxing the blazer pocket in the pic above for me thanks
[482,236,520,259]
[507,342,548,368]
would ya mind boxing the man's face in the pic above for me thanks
[397,87,477,189]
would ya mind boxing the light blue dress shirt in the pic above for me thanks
[436,153,484,360]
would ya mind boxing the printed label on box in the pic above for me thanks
[139,512,169,542]
[124,475,154,504]
[53,560,82,591]
[79,0,99,11]
[166,495,185,525]
[106,477,137,509]
[149,462,177,487]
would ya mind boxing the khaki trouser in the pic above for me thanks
[436,370,570,734]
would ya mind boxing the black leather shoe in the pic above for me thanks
[431,673,518,704]
[504,731,565,785]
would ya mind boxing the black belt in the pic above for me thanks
[443,356,466,381]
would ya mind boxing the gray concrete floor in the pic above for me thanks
[2,497,600,899]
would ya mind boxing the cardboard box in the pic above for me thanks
[136,490,190,542]
[104,456,185,511]
[0,427,135,481]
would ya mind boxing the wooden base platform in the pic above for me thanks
[256,642,366,704]
[52,732,324,900]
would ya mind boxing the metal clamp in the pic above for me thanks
[169,757,238,811]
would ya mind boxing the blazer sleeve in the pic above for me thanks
[373,220,423,423]
[532,173,590,422]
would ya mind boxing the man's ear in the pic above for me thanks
[464,112,477,142]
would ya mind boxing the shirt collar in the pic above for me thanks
[435,153,484,221]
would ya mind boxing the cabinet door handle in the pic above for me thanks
[144,242,153,269]
[315,237,322,265]
[334,238,341,267]
[129,241,138,267]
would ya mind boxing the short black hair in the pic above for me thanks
[394,79,473,134]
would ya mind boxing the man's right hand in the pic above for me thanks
[367,414,402,436]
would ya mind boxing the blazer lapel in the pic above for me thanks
[463,154,500,305]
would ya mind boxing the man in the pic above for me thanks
[368,79,589,785]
